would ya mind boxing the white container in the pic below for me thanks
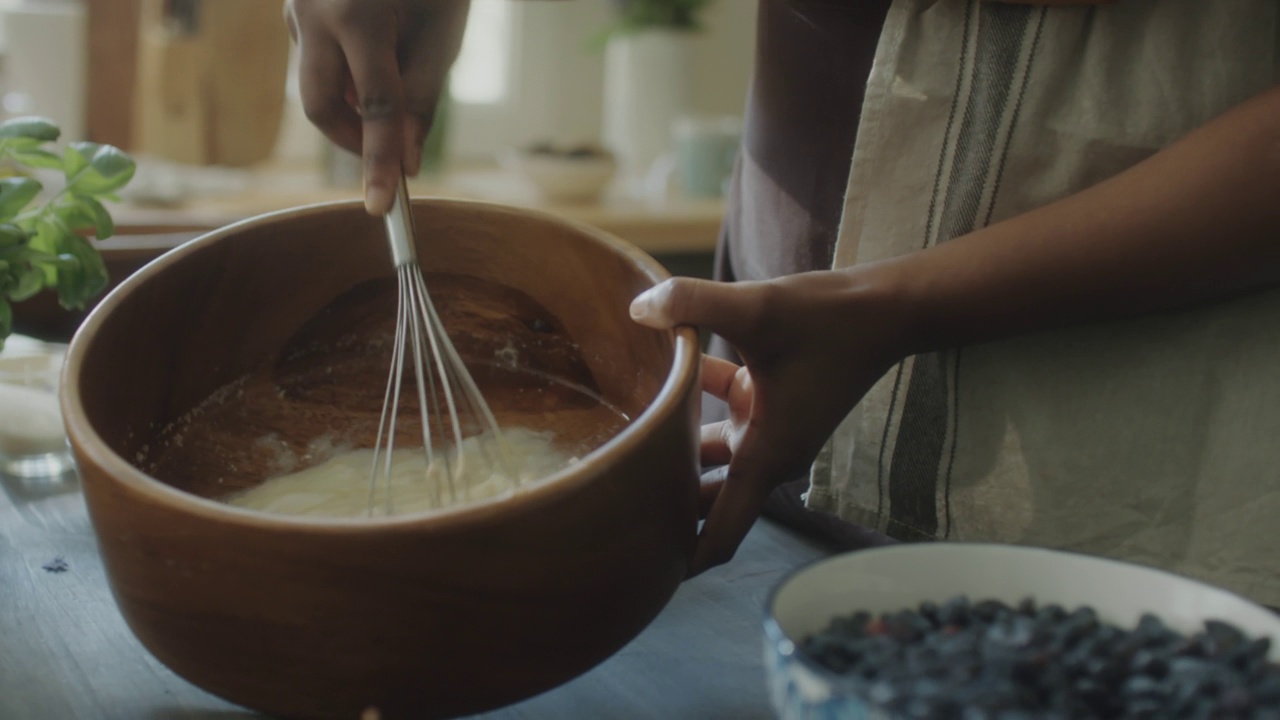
[0,335,71,478]
[1,0,86,142]
[601,29,693,195]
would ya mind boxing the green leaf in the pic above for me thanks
[0,116,60,143]
[11,148,63,170]
[15,247,79,271]
[0,297,11,343]
[0,223,24,248]
[30,218,61,285]
[81,196,114,239]
[61,196,114,239]
[57,232,107,310]
[8,264,44,301]
[0,177,42,221]
[60,201,94,233]
[0,137,44,153]
[28,217,106,310]
[64,142,136,196]
[48,252,81,271]
[62,143,87,178]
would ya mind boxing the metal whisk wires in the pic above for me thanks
[368,177,512,516]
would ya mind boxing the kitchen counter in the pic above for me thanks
[111,161,726,256]
[0,466,831,719]
[13,161,724,341]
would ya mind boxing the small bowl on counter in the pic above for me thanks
[500,143,617,205]
[764,543,1280,719]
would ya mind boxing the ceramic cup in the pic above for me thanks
[673,115,741,199]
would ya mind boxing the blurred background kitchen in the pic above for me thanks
[0,0,753,325]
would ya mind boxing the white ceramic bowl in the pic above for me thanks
[764,543,1280,719]
[501,148,617,204]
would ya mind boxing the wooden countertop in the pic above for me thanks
[112,161,725,256]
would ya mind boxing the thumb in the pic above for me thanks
[630,277,763,344]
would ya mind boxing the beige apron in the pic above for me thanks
[808,0,1280,606]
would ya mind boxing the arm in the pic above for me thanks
[631,83,1280,575]
[887,83,1280,357]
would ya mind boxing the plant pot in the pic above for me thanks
[601,29,694,195]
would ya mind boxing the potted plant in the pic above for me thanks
[600,0,714,194]
[0,117,135,350]
[603,0,713,36]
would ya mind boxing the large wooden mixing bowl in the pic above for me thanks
[60,199,701,719]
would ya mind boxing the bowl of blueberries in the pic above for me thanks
[765,543,1280,719]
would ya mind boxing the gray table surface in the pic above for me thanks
[1,469,833,720]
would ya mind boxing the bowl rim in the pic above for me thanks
[60,197,700,533]
[762,542,1280,690]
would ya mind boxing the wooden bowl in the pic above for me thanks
[59,199,701,719]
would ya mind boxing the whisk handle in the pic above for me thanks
[384,174,418,267]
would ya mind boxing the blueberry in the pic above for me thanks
[1135,612,1168,638]
[802,598,1280,718]
[930,698,965,720]
[1122,674,1170,700]
[1246,637,1273,663]
[869,679,901,704]
[900,697,939,719]
[1037,604,1068,624]
[988,617,1035,649]
[1130,648,1171,679]
[973,599,1011,624]
[941,595,973,627]
[1254,673,1280,703]
[1123,698,1164,718]
[1206,620,1249,654]
[1167,655,1210,679]
[1220,685,1253,713]
[919,600,941,625]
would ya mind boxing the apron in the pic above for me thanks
[807,0,1280,605]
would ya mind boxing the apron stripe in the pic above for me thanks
[886,1,1038,541]
[874,0,978,535]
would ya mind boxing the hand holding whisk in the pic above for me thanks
[367,175,513,516]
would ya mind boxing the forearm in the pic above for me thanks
[875,84,1280,357]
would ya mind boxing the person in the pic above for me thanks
[286,0,1280,606]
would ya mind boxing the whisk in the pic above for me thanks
[367,176,512,516]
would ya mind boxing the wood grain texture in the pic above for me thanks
[87,0,142,147]
[59,199,706,719]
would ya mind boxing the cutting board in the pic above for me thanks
[132,0,290,167]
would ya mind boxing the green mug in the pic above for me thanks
[673,116,742,199]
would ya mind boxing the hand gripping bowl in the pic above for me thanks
[59,199,701,719]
